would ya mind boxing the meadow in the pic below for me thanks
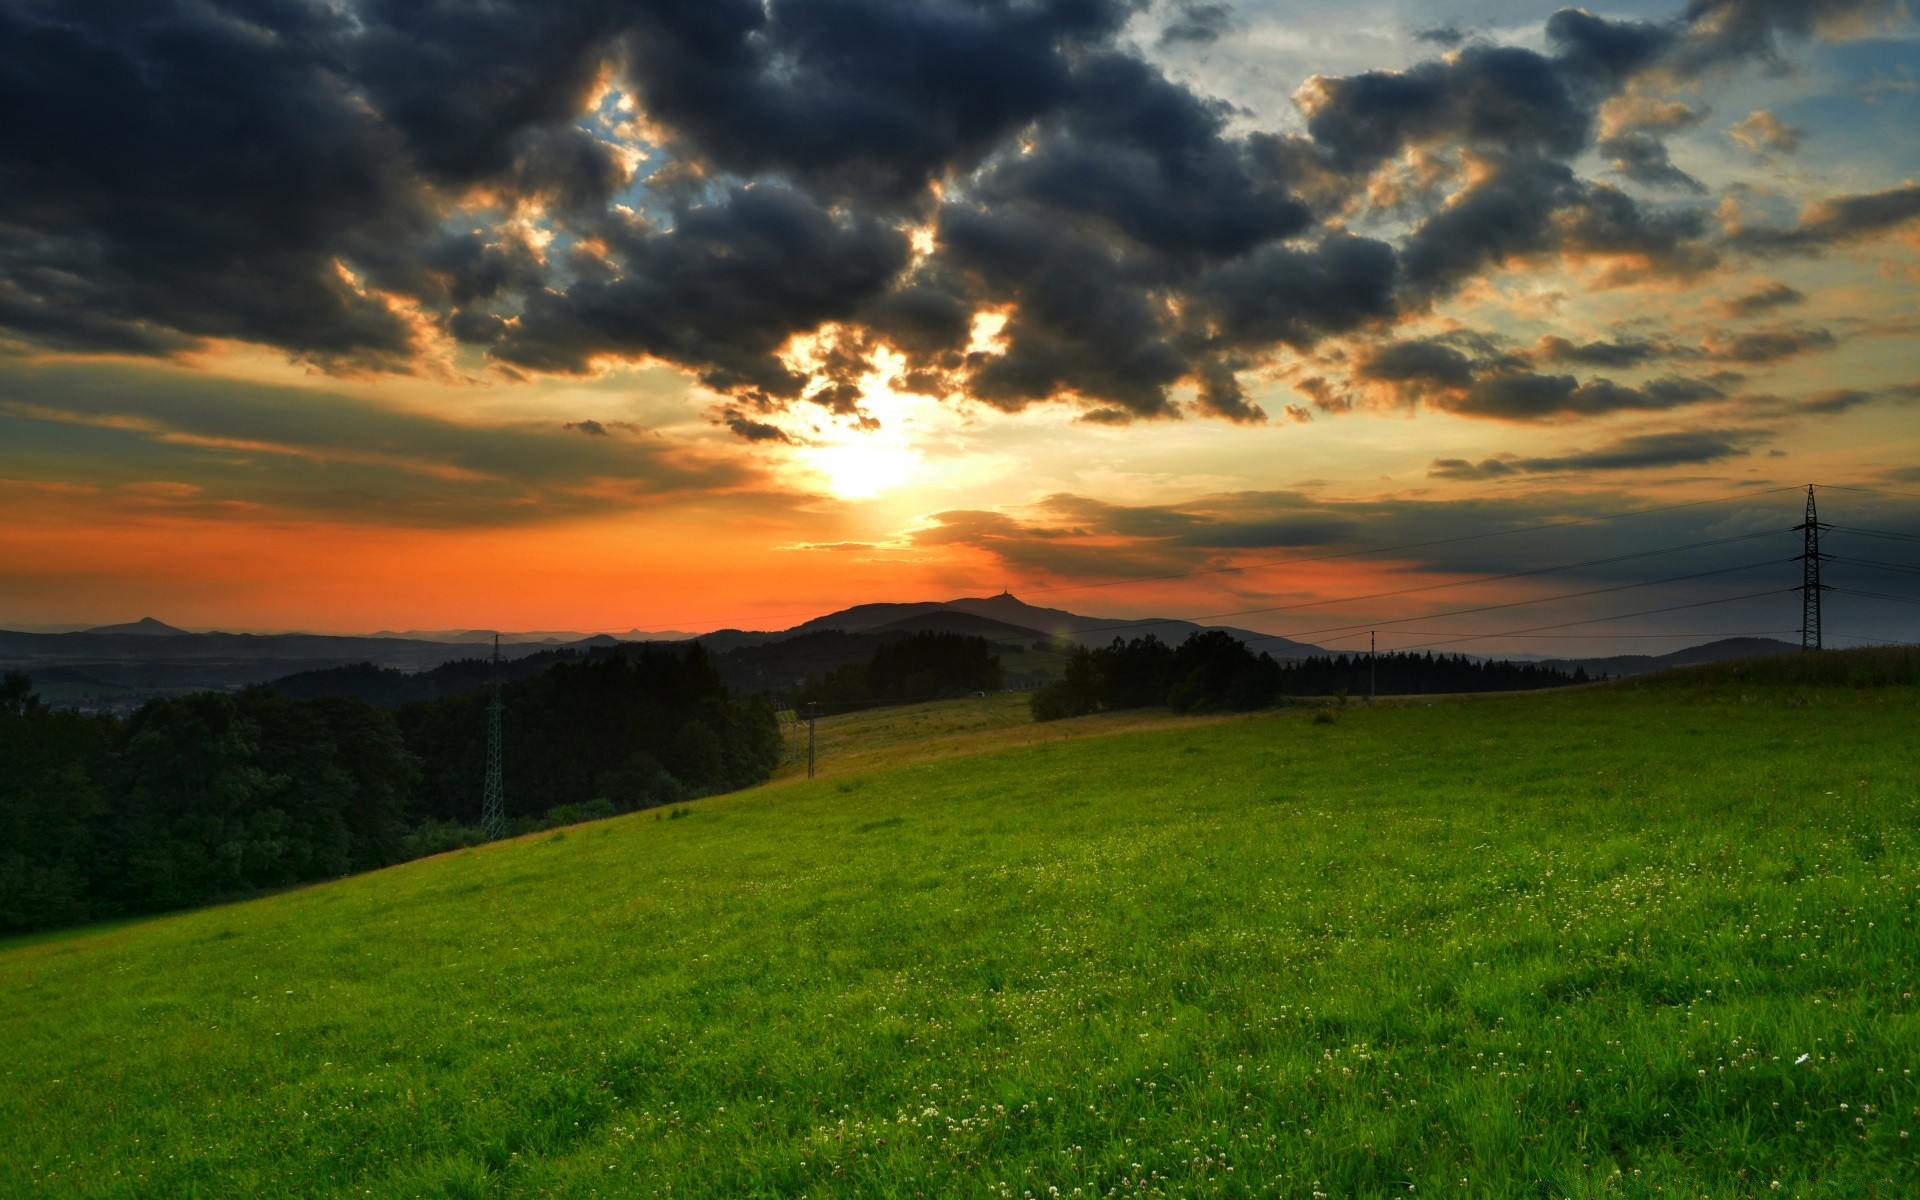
[3,653,1918,1198]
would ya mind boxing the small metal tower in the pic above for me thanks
[1796,485,1827,651]
[1368,631,1376,702]
[481,634,506,839]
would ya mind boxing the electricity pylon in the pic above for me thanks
[1796,484,1827,651]
[481,633,506,839]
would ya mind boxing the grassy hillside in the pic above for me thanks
[4,663,1918,1197]
[774,692,1261,781]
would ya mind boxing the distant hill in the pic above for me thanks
[795,592,1325,658]
[81,617,190,636]
[0,625,582,699]
[8,603,1812,711]
[259,647,589,706]
[1541,636,1802,679]
[865,611,1046,640]
[370,627,701,644]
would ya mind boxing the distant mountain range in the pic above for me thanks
[2,600,1808,707]
[698,591,1325,658]
[1531,637,1801,678]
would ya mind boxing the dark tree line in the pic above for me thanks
[400,643,780,823]
[261,647,582,706]
[1032,633,1584,721]
[791,632,1004,710]
[0,642,780,933]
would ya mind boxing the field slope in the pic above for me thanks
[4,666,1919,1198]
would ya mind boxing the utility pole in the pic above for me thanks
[1796,484,1828,651]
[805,703,817,780]
[1369,631,1376,702]
[481,634,506,839]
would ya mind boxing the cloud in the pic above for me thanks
[495,183,912,404]
[1534,335,1675,368]
[0,361,767,527]
[1159,2,1233,46]
[1428,428,1771,478]
[1356,337,1728,420]
[1701,325,1837,363]
[899,481,1852,588]
[1727,108,1805,154]
[1600,132,1706,192]
[1727,183,1920,255]
[720,409,800,444]
[1716,281,1806,317]
[0,0,1907,430]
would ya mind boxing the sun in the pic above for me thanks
[803,439,920,500]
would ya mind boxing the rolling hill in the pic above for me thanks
[4,654,1916,1197]
[786,591,1326,657]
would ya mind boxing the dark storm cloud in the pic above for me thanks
[1743,381,1920,415]
[0,0,427,366]
[0,0,1906,425]
[1358,340,1480,390]
[720,409,800,445]
[1717,281,1806,317]
[1357,337,1729,421]
[1671,0,1905,75]
[619,0,1137,208]
[1448,373,1728,420]
[1300,45,1593,177]
[1727,183,1920,254]
[1191,235,1402,354]
[1159,1,1233,46]
[1535,335,1675,368]
[1703,325,1837,363]
[496,183,911,402]
[1429,427,1769,478]
[1394,157,1717,299]
[1600,132,1707,192]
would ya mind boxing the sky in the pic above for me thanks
[1,0,1917,653]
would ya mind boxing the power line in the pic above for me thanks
[1828,556,1920,577]
[1220,557,1794,649]
[1315,628,1798,643]
[1384,588,1797,654]
[1165,528,1788,622]
[1009,483,1804,599]
[1829,586,1920,608]
[1817,484,1920,503]
[1828,525,1920,545]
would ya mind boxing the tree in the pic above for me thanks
[0,674,110,931]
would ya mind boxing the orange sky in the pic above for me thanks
[2,0,1917,650]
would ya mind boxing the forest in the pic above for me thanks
[787,631,1006,710]
[0,642,780,934]
[1031,632,1585,720]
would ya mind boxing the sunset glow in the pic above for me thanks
[0,0,1914,647]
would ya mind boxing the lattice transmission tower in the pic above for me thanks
[1796,484,1828,651]
[481,633,507,839]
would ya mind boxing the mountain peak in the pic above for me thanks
[83,617,190,636]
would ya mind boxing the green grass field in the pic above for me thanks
[4,659,1918,1198]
